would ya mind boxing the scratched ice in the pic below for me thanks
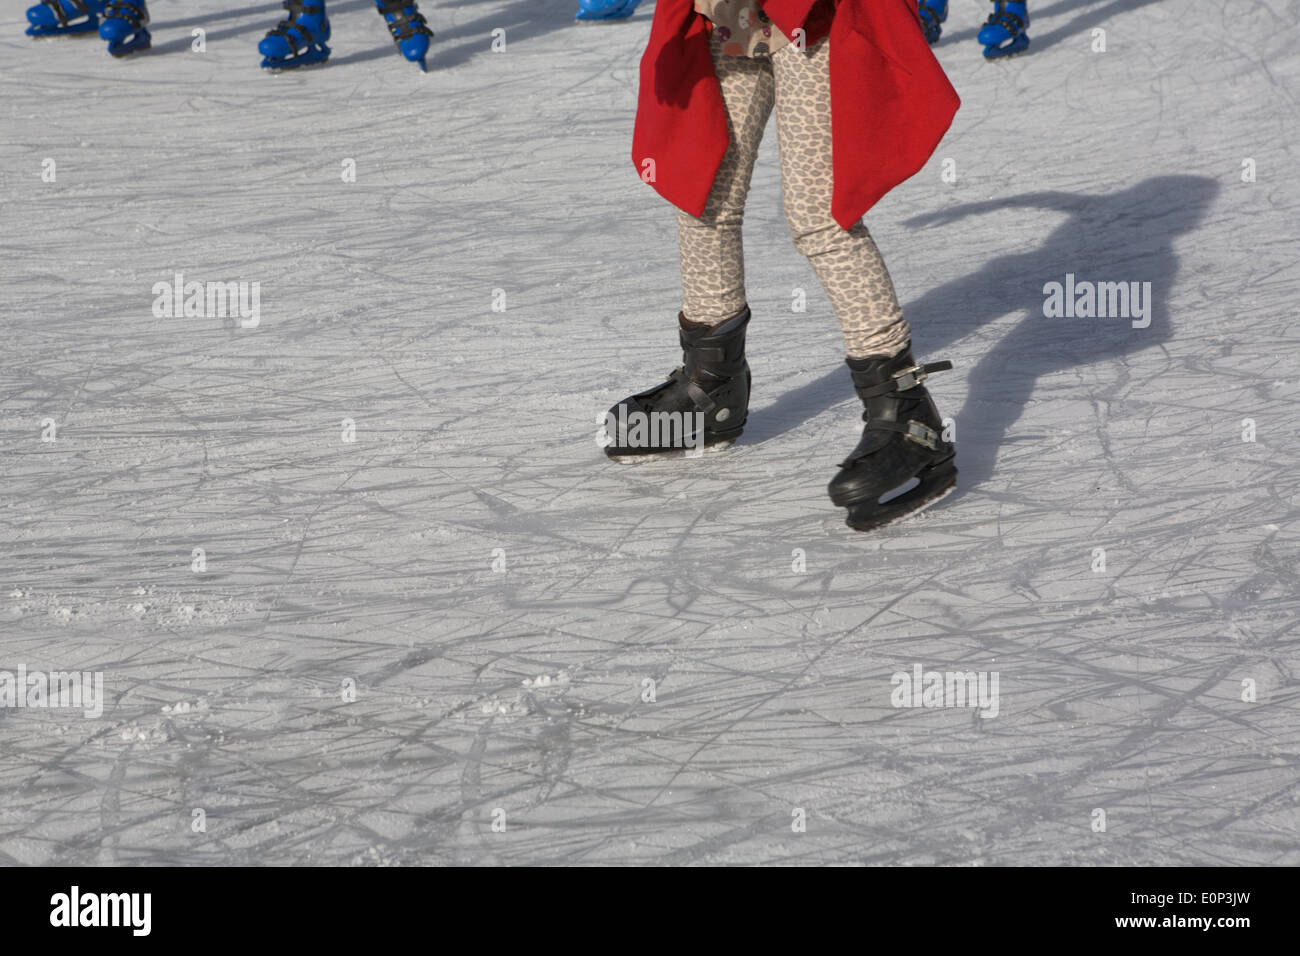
[0,0,1297,865]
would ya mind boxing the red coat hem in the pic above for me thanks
[631,0,960,230]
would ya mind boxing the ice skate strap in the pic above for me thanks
[268,10,323,53]
[276,0,321,22]
[677,329,727,363]
[43,0,89,27]
[267,21,302,52]
[377,0,431,38]
[668,368,718,414]
[855,360,952,399]
[867,419,941,450]
[103,1,145,27]
[987,5,1025,31]
[377,0,423,16]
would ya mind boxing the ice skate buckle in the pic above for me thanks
[102,1,146,27]
[863,418,942,450]
[988,9,1025,32]
[903,420,941,450]
[892,360,953,391]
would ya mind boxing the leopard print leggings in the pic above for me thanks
[677,32,910,359]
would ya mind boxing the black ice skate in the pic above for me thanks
[828,347,956,531]
[603,308,751,460]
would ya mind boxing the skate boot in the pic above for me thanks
[917,0,947,45]
[978,0,1029,59]
[603,309,751,460]
[574,0,642,22]
[98,0,149,56]
[375,0,433,71]
[259,0,330,70]
[25,0,106,37]
[828,347,956,532]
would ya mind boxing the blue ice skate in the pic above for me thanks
[375,0,433,72]
[259,0,331,70]
[25,0,106,37]
[98,0,149,56]
[978,0,1029,58]
[574,0,642,22]
[917,0,947,45]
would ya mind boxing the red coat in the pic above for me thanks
[632,0,960,230]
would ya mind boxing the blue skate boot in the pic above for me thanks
[375,0,433,71]
[917,0,947,45]
[259,0,331,70]
[978,0,1029,58]
[574,0,641,22]
[25,0,106,36]
[98,0,149,56]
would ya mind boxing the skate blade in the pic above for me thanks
[262,60,331,72]
[107,30,151,57]
[983,35,1030,59]
[606,438,736,465]
[27,24,101,37]
[843,467,957,533]
[109,39,151,57]
[261,43,331,71]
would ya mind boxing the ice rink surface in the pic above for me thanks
[1,0,1297,865]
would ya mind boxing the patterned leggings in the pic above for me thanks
[677,32,910,359]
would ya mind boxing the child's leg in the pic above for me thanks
[770,37,909,359]
[676,34,776,327]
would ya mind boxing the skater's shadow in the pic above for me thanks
[150,1,309,31]
[148,0,374,56]
[327,39,414,68]
[748,175,1220,500]
[426,0,647,71]
[140,0,635,68]
[303,0,612,70]
[939,0,1164,55]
